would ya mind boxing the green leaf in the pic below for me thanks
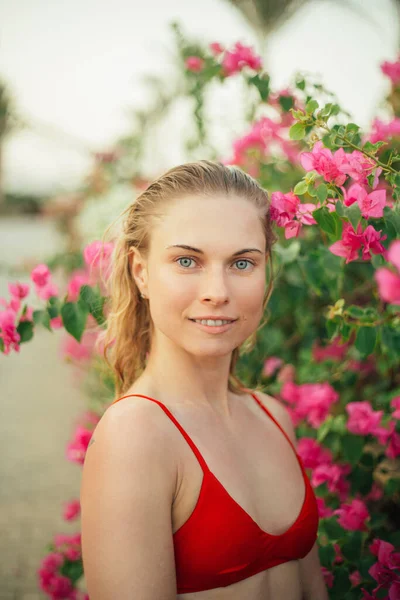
[346,123,360,133]
[16,320,34,343]
[316,183,328,203]
[317,415,334,442]
[306,99,319,114]
[381,326,400,353]
[79,285,106,325]
[322,517,346,540]
[294,180,308,195]
[278,94,294,112]
[248,73,270,101]
[346,202,362,233]
[347,305,366,319]
[330,565,351,596]
[319,544,335,568]
[313,206,340,238]
[274,241,301,264]
[61,301,89,342]
[385,478,400,496]
[33,309,52,331]
[341,531,363,562]
[341,434,365,465]
[355,326,377,356]
[289,122,306,140]
[335,200,346,217]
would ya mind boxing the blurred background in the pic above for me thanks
[0,0,399,598]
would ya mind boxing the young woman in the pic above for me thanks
[80,160,328,599]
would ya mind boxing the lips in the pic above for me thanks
[189,318,237,322]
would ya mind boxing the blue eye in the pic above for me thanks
[176,257,254,270]
[235,259,252,270]
[177,257,195,268]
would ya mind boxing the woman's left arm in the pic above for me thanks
[256,393,329,600]
[299,541,329,600]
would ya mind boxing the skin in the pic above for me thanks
[82,193,328,599]
[130,193,267,418]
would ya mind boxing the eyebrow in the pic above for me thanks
[166,244,263,257]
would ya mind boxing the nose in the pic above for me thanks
[201,267,230,305]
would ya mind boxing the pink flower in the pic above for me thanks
[346,401,384,436]
[66,425,93,465]
[67,270,90,302]
[380,53,400,86]
[19,305,34,322]
[50,316,63,329]
[369,117,400,144]
[316,497,334,518]
[321,566,334,588]
[39,552,64,572]
[280,381,339,428]
[60,329,97,362]
[361,224,388,261]
[341,182,386,219]
[337,150,377,185]
[375,239,400,304]
[36,281,59,301]
[390,582,400,600]
[365,482,384,502]
[330,221,387,265]
[83,240,114,273]
[297,438,333,469]
[209,42,224,56]
[387,431,400,459]
[0,308,20,355]
[8,282,30,299]
[30,263,51,287]
[63,499,81,521]
[262,356,283,377]
[300,141,348,185]
[375,268,400,304]
[312,463,342,492]
[391,396,400,420]
[221,42,262,76]
[269,190,318,240]
[333,542,344,564]
[39,572,73,597]
[312,336,350,362]
[185,56,205,72]
[349,570,362,587]
[334,498,369,531]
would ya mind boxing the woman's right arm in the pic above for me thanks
[80,401,178,599]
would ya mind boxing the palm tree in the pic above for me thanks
[225,0,400,54]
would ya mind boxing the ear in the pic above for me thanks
[129,247,148,296]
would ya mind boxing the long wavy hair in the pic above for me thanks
[98,160,279,399]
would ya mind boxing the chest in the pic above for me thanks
[171,404,306,537]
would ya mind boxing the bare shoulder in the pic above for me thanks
[250,389,297,447]
[80,396,179,599]
[85,395,179,483]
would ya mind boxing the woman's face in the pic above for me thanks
[133,193,267,358]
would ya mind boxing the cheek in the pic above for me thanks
[151,267,195,311]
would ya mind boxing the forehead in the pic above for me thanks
[151,194,265,252]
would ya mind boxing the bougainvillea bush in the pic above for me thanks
[1,27,400,599]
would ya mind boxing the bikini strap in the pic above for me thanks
[249,391,303,465]
[111,394,209,474]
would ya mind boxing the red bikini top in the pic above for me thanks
[110,391,319,594]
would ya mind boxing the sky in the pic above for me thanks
[0,0,398,195]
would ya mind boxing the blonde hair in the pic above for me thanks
[99,160,278,399]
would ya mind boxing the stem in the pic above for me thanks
[319,123,397,174]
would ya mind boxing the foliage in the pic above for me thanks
[1,26,400,600]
